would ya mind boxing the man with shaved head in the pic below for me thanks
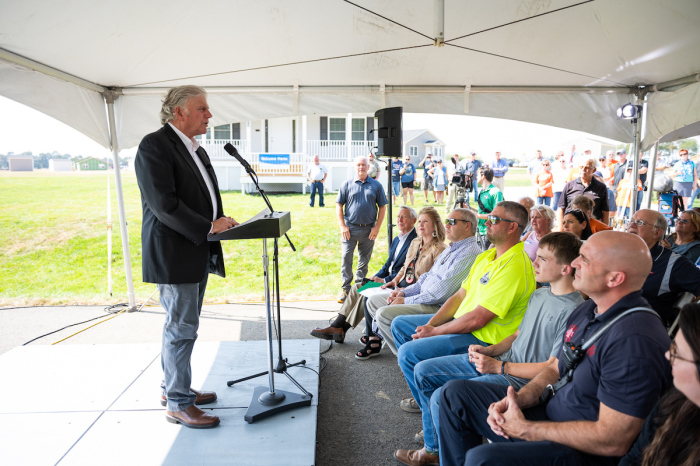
[437,231,672,465]
[626,209,700,327]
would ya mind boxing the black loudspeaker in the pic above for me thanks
[375,107,403,157]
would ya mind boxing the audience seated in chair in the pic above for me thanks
[437,231,671,466]
[310,205,418,343]
[627,209,700,328]
[393,231,581,466]
[357,208,482,359]
[619,303,700,466]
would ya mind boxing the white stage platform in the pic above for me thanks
[0,340,320,465]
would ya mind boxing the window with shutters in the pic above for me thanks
[214,124,230,140]
[352,118,365,141]
[232,123,241,140]
[329,118,346,140]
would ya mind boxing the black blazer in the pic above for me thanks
[375,228,418,282]
[135,124,225,284]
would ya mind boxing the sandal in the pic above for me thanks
[355,338,382,360]
[359,335,369,345]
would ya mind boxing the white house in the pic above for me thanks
[49,159,72,171]
[199,114,446,194]
[403,129,445,165]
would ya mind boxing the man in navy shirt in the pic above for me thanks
[336,155,388,303]
[465,152,482,202]
[438,231,671,466]
[626,209,700,326]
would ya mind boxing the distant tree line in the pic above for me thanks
[0,152,130,170]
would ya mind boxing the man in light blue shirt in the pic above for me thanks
[362,208,482,355]
[490,151,509,192]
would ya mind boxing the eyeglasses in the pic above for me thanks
[445,218,470,226]
[677,218,691,224]
[542,164,550,166]
[668,340,697,366]
[486,215,520,227]
[626,219,661,229]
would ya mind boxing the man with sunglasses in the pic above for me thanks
[438,231,671,466]
[626,209,700,327]
[391,201,535,465]
[363,208,482,355]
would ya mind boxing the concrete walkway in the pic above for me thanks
[1,300,419,465]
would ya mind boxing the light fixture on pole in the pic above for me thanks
[616,103,643,120]
[616,102,644,217]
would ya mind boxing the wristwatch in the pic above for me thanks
[501,361,506,375]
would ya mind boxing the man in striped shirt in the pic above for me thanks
[363,208,483,355]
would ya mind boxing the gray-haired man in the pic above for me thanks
[336,155,388,303]
[135,85,237,428]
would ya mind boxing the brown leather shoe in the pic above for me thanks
[165,405,220,429]
[160,389,218,407]
[310,325,345,343]
[393,448,439,466]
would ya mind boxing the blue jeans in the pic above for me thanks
[310,180,324,207]
[552,191,562,211]
[429,375,509,453]
[159,272,209,412]
[392,180,401,197]
[392,314,488,453]
[473,185,480,202]
[537,196,551,206]
[438,380,614,466]
[689,188,700,208]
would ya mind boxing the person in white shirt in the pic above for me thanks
[307,155,328,207]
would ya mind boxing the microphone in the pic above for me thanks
[224,143,251,170]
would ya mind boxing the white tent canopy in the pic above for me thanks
[1,0,699,150]
[1,0,700,305]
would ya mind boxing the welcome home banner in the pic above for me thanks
[259,154,290,169]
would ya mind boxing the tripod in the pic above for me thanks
[219,158,313,424]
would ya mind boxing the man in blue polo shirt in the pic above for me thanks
[438,231,671,466]
[336,155,388,303]
[626,209,700,327]
[489,151,509,192]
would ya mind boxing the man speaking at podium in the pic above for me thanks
[135,85,238,429]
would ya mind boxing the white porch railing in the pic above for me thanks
[203,139,244,159]
[305,140,375,160]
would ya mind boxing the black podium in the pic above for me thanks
[209,209,312,423]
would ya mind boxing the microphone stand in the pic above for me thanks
[371,148,395,248]
[226,157,312,424]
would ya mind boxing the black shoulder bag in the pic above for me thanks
[539,307,661,404]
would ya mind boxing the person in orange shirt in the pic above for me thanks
[570,195,612,233]
[616,161,643,218]
[534,160,554,206]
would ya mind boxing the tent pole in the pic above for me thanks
[645,142,659,209]
[630,115,642,216]
[104,92,136,309]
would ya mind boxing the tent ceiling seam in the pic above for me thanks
[123,44,433,87]
[445,42,627,86]
[445,0,595,43]
[342,0,433,41]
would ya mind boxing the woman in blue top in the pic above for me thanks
[672,149,695,208]
[428,159,448,204]
[399,155,416,206]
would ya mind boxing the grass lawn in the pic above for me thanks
[0,171,444,305]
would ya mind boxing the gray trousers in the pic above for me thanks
[158,272,208,412]
[341,224,375,292]
[365,291,441,355]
